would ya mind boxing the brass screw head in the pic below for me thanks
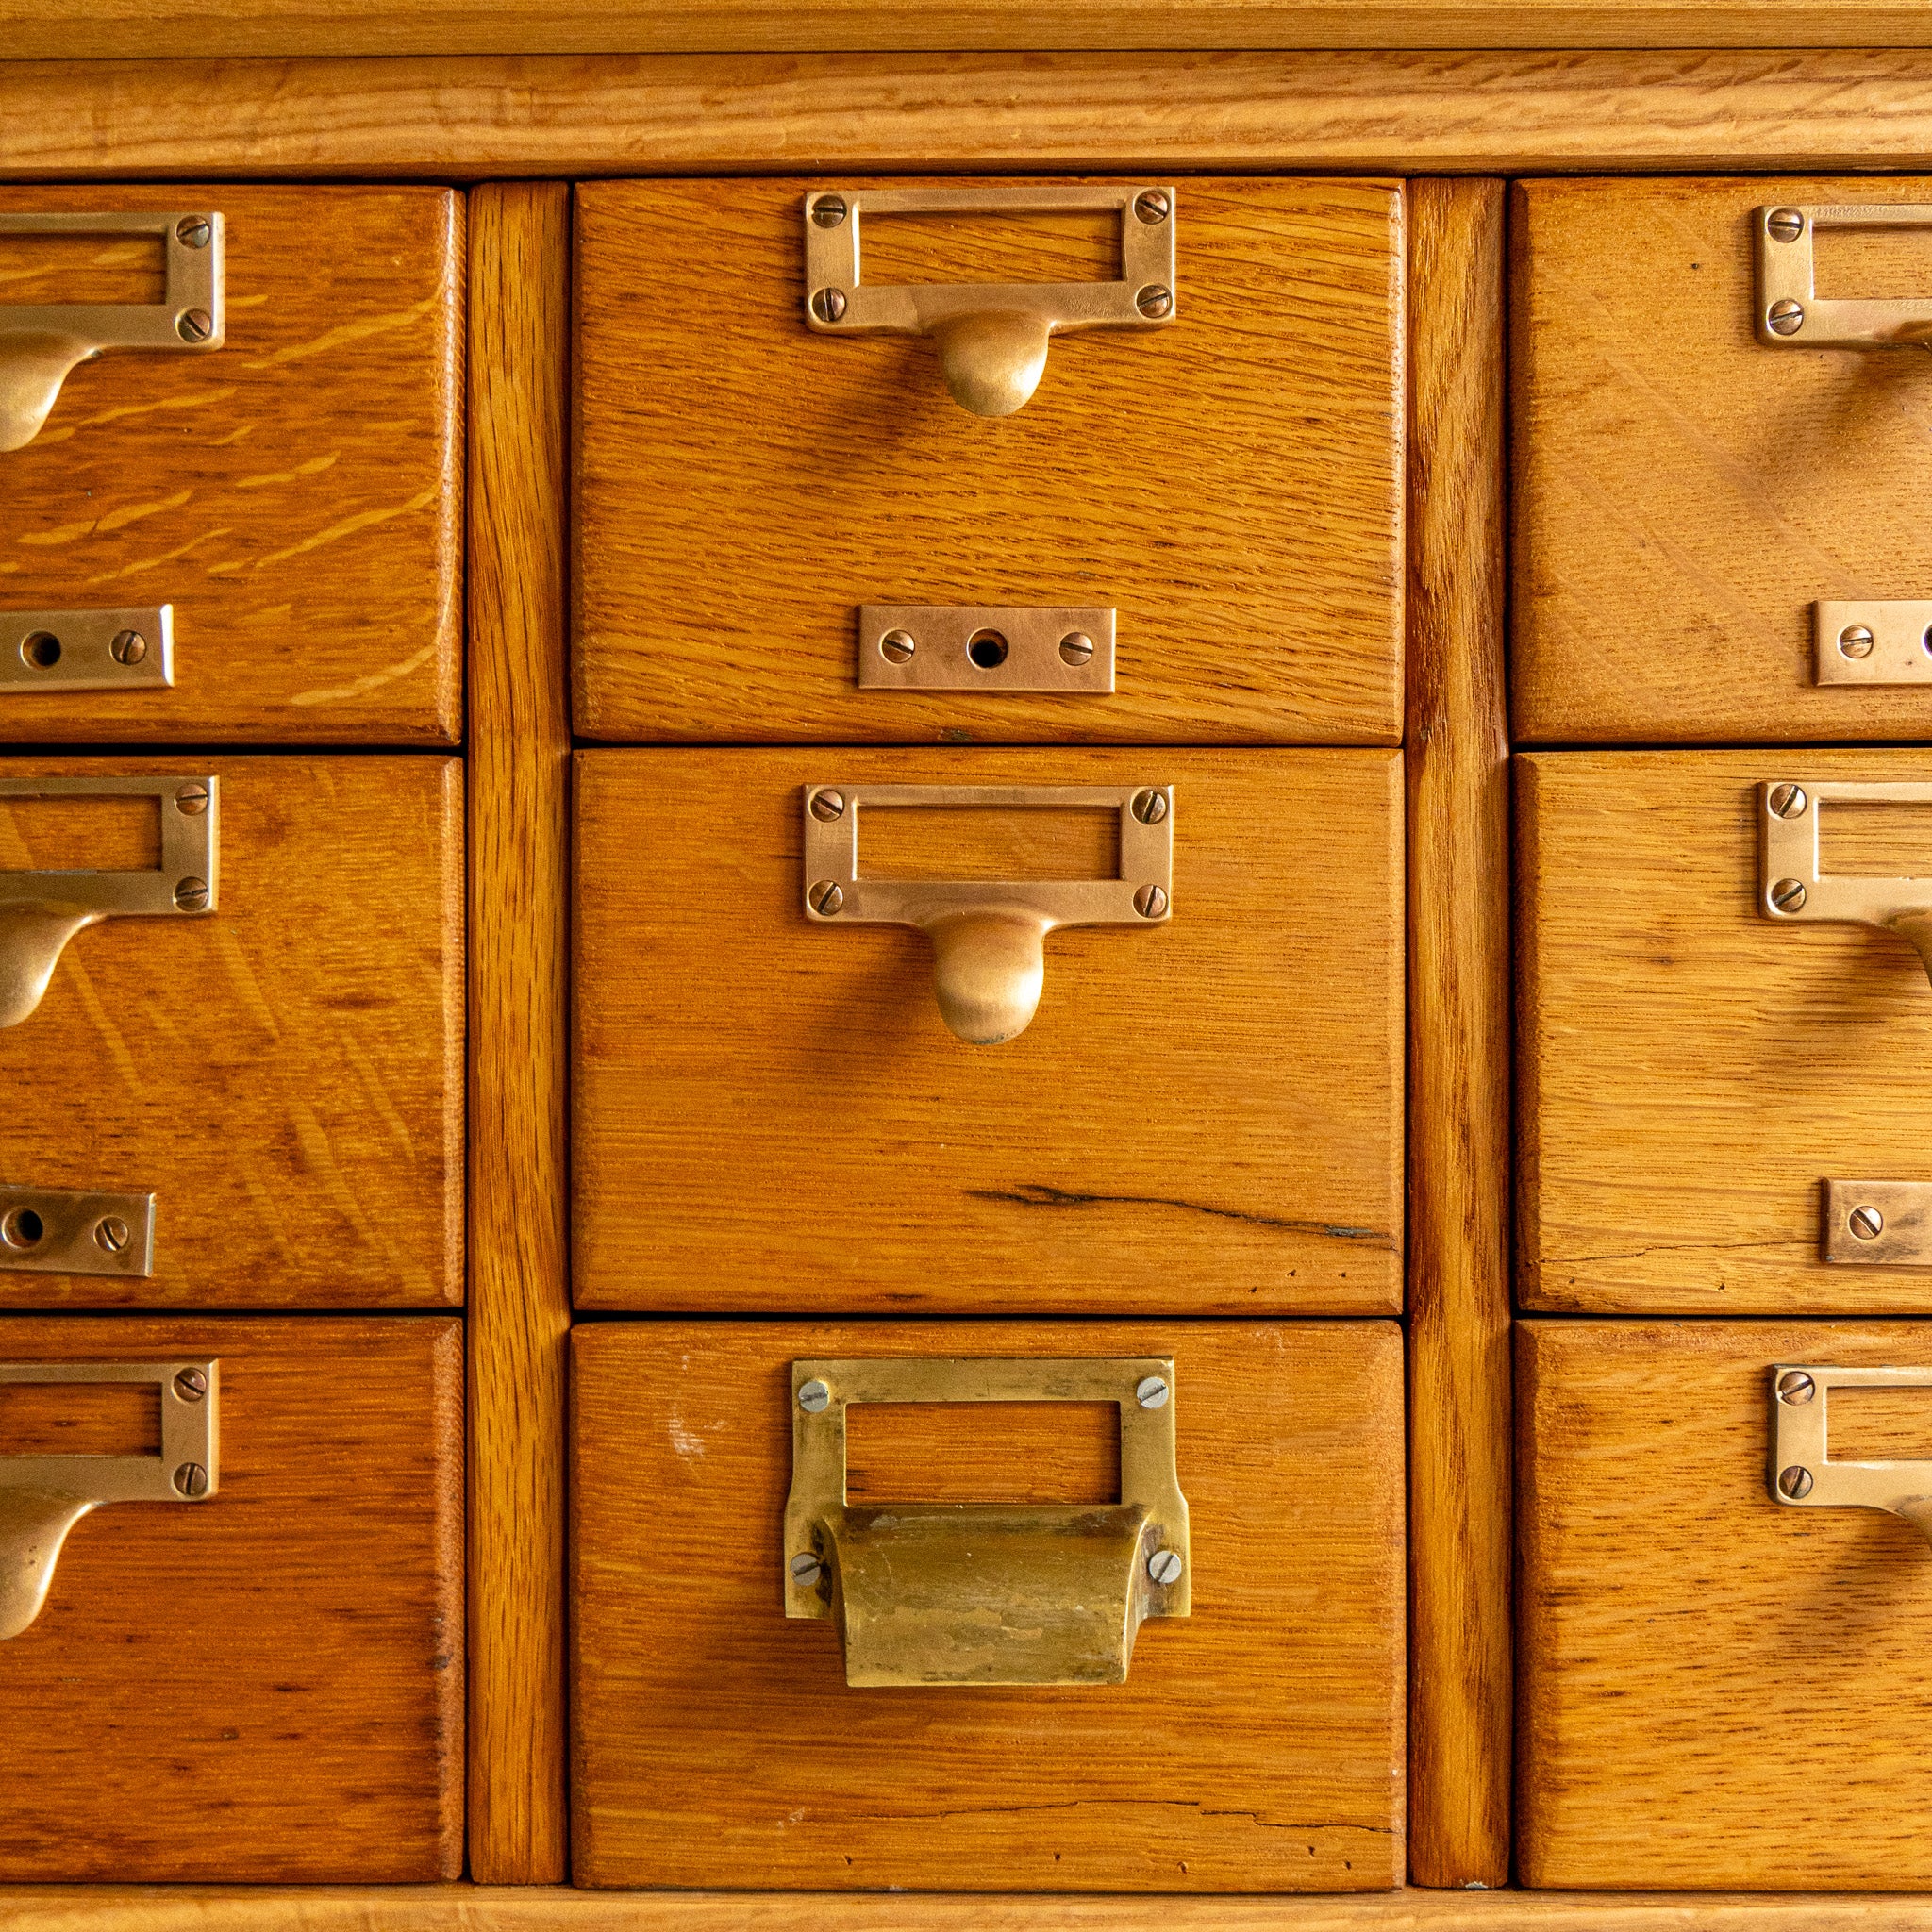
[174,1367,208,1403]
[1840,625,1876,659]
[1777,1370,1816,1404]
[879,629,916,665]
[1767,784,1807,820]
[175,875,209,911]
[1131,789,1169,825]
[175,783,209,816]
[790,1553,823,1586]
[1851,1205,1886,1241]
[810,195,848,228]
[1135,1374,1170,1409]
[110,629,148,666]
[1766,208,1806,243]
[1136,284,1174,320]
[1134,189,1172,225]
[1767,299,1805,336]
[1778,1464,1814,1500]
[1134,883,1169,919]
[798,1379,831,1413]
[1147,1549,1183,1585]
[174,1461,209,1498]
[175,215,213,249]
[93,1216,129,1255]
[809,789,845,822]
[1058,632,1095,667]
[808,881,843,916]
[177,308,214,343]
[1770,877,1807,913]
[810,287,847,324]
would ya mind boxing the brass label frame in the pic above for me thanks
[783,1355,1190,1688]
[857,604,1117,693]
[1770,1361,1932,1544]
[0,606,175,694]
[0,1185,155,1278]
[1756,203,1932,349]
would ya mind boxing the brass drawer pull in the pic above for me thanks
[858,604,1116,693]
[802,780,1173,1045]
[0,1186,155,1278]
[1771,1362,1932,1545]
[1757,203,1932,350]
[0,1357,218,1639]
[784,1355,1190,1687]
[0,212,224,453]
[803,184,1176,418]
[0,774,220,1028]
[1758,777,1932,982]
[1,606,175,695]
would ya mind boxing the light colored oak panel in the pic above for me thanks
[1514,175,1932,745]
[571,1319,1406,1891]
[1519,1318,1932,1889]
[573,747,1404,1316]
[0,185,462,746]
[0,755,464,1308]
[575,175,1402,746]
[0,1315,463,1882]
[1519,748,1932,1314]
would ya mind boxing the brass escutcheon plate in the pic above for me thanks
[0,608,174,694]
[857,604,1116,693]
[1815,602,1932,687]
[0,1185,155,1277]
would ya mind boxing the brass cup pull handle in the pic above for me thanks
[0,214,224,452]
[0,774,219,1027]
[784,1356,1190,1687]
[802,782,1174,1045]
[1758,779,1932,985]
[803,185,1176,418]
[1757,204,1932,350]
[1771,1362,1932,1545]
[0,1359,218,1639]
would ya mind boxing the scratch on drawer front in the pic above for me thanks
[968,1182,1391,1244]
[1561,1238,1810,1264]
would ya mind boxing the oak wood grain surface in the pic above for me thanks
[22,55,1932,182]
[0,755,464,1308]
[1516,749,1932,1314]
[0,187,462,746]
[571,1319,1405,1891]
[1514,175,1932,746]
[1403,179,1511,1892]
[1518,1318,1932,1889]
[466,184,572,1885]
[573,746,1404,1315]
[0,1316,463,1882]
[575,175,1402,747]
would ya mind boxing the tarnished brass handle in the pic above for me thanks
[803,185,1176,418]
[802,781,1173,1045]
[0,1359,217,1639]
[0,774,219,1027]
[784,1356,1189,1687]
[0,214,224,452]
[1771,1362,1932,1546]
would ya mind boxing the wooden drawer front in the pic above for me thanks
[0,757,463,1307]
[0,186,461,746]
[1519,748,1932,1314]
[572,1318,1405,1892]
[0,1315,462,1881]
[1515,175,1932,746]
[573,747,1404,1315]
[573,176,1403,745]
[1520,1318,1932,1890]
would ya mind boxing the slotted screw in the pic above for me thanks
[1135,1374,1170,1409]
[175,876,209,911]
[1778,1465,1814,1500]
[1851,1205,1886,1241]
[1134,189,1172,225]
[1147,1549,1183,1586]
[808,881,843,916]
[175,783,208,816]
[798,1379,831,1413]
[810,789,846,822]
[1132,789,1169,826]
[1770,877,1807,913]
[1766,208,1806,243]
[1767,784,1807,820]
[1767,299,1805,336]
[1136,285,1174,320]
[1777,1371,1815,1405]
[790,1553,824,1586]
[1840,625,1876,659]
[174,1462,209,1497]
[811,288,847,324]
[93,1217,129,1255]
[1058,632,1094,667]
[174,1368,208,1403]
[811,195,848,228]
[177,308,214,343]
[880,629,916,664]
[175,215,212,249]
[1134,884,1168,919]
[110,629,147,666]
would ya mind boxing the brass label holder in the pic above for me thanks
[1757,203,1932,349]
[1815,602,1932,687]
[858,604,1116,693]
[802,780,1173,1045]
[0,773,219,1029]
[0,1186,155,1278]
[0,1357,217,1640]
[0,212,224,454]
[1758,777,1932,983]
[1771,1362,1932,1545]
[803,184,1176,418]
[1,607,174,695]
[784,1355,1190,1688]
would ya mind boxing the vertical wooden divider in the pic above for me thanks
[467,179,573,1885]
[1405,176,1513,1890]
